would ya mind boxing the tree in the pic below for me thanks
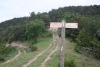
[62,12,73,21]
[30,12,36,21]
[25,19,46,43]
[76,28,91,47]
[8,35,14,44]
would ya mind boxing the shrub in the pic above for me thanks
[29,45,37,52]
[0,54,5,61]
[58,58,76,67]
[45,31,52,37]
[0,45,16,61]
[74,45,81,53]
[66,58,76,67]
[42,30,52,37]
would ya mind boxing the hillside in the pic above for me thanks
[0,5,100,67]
[0,5,100,43]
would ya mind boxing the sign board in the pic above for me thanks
[50,22,78,28]
[66,23,78,28]
[50,22,61,28]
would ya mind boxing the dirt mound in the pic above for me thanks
[6,42,28,48]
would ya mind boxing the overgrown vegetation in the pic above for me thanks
[0,45,16,61]
[75,28,100,59]
[58,58,76,67]
[29,45,37,52]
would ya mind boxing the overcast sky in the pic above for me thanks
[0,0,100,23]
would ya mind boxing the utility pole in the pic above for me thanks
[60,20,65,67]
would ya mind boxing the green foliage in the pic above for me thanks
[8,35,14,44]
[42,30,52,37]
[30,12,36,21]
[12,25,26,41]
[0,37,2,43]
[76,28,99,47]
[76,28,100,59]
[0,4,100,60]
[92,47,100,59]
[0,45,16,61]
[74,45,81,52]
[61,12,74,22]
[25,19,46,43]
[76,28,91,47]
[29,45,37,52]
[66,58,76,67]
[33,12,50,27]
[0,5,100,43]
[96,29,100,40]
[2,37,8,42]
[58,58,76,67]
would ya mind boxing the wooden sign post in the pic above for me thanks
[60,20,65,67]
[50,20,78,67]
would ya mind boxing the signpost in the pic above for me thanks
[60,20,65,67]
[50,22,78,28]
[50,20,78,67]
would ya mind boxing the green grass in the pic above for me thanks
[46,39,100,67]
[46,38,60,67]
[65,39,100,67]
[28,42,56,67]
[46,51,60,67]
[0,48,18,63]
[0,37,52,67]
[0,48,25,67]
[1,37,100,67]
[4,48,18,61]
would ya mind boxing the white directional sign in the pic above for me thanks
[50,22,78,28]
[50,22,61,28]
[66,23,78,28]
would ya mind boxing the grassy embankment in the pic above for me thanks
[46,39,100,67]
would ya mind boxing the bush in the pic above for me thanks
[45,31,52,37]
[31,40,37,45]
[58,58,76,67]
[74,45,81,53]
[42,30,52,37]
[8,35,14,44]
[0,45,16,61]
[0,54,5,61]
[29,45,37,52]
[66,58,76,67]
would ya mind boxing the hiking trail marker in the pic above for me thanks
[50,20,78,67]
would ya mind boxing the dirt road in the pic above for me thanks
[22,44,52,67]
[22,28,59,67]
[39,28,59,67]
[39,45,58,67]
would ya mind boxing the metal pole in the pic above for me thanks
[60,20,65,67]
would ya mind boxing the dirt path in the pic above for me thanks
[22,28,59,67]
[39,28,59,67]
[4,49,21,64]
[3,42,27,64]
[39,45,58,67]
[22,44,52,67]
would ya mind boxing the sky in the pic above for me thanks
[0,0,100,23]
